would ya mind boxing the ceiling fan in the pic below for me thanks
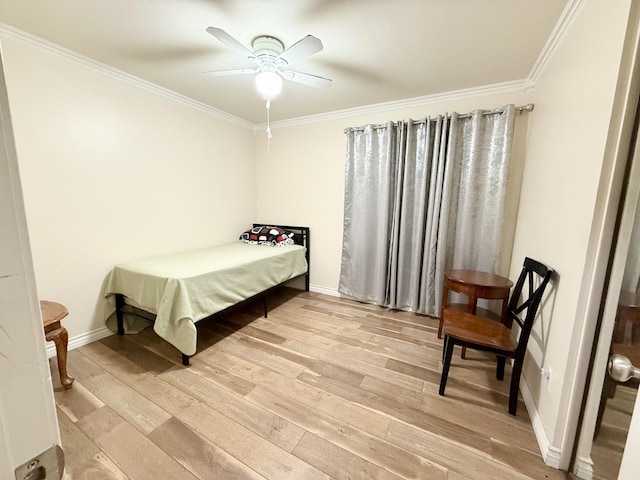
[203,27,332,100]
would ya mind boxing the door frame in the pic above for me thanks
[568,3,640,477]
[0,45,61,477]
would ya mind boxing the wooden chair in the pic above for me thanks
[438,257,553,415]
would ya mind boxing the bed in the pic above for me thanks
[104,224,309,365]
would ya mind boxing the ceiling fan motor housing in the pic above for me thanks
[252,36,285,65]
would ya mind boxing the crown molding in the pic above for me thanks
[527,0,590,85]
[256,79,530,131]
[0,23,254,130]
[262,1,588,131]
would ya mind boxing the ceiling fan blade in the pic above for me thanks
[202,68,258,77]
[206,27,256,61]
[276,35,323,66]
[281,70,332,89]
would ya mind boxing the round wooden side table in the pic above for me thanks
[41,300,74,389]
[439,269,513,359]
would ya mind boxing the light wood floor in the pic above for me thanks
[50,288,574,480]
[591,383,636,480]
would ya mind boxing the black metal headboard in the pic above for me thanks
[253,223,310,291]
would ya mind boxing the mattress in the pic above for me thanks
[104,242,308,356]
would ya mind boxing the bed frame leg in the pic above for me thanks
[263,295,268,318]
[182,354,190,366]
[116,294,125,335]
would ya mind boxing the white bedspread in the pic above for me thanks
[104,242,307,356]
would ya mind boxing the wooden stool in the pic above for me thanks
[40,300,74,389]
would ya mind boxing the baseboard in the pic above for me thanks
[574,456,594,480]
[46,326,114,358]
[309,284,340,297]
[520,378,563,469]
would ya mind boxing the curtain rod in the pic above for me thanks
[343,103,534,133]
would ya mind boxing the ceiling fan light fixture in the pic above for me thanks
[255,69,283,100]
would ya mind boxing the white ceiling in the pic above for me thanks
[0,0,569,124]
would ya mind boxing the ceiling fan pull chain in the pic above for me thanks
[266,99,273,140]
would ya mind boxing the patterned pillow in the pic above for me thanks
[239,226,295,246]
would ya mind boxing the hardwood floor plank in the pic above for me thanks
[133,375,201,418]
[249,316,389,367]
[51,358,104,423]
[73,350,172,435]
[78,341,154,386]
[125,326,187,365]
[80,341,200,417]
[297,371,493,456]
[178,402,330,480]
[231,358,391,438]
[281,337,425,392]
[98,334,175,375]
[359,323,443,350]
[235,334,365,387]
[293,431,406,480]
[186,357,257,396]
[490,439,569,480]
[66,348,111,383]
[54,381,104,424]
[245,385,447,480]
[160,366,305,452]
[221,321,287,346]
[276,312,401,355]
[216,335,306,378]
[385,420,535,480]
[191,342,243,368]
[360,375,540,454]
[149,417,268,480]
[57,407,129,480]
[76,406,198,480]
[280,309,443,371]
[241,313,426,392]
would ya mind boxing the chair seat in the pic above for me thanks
[443,308,517,352]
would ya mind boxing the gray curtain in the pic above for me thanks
[339,105,516,316]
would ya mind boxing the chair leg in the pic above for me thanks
[496,356,506,381]
[441,335,448,363]
[508,358,524,415]
[439,336,455,396]
[438,317,444,339]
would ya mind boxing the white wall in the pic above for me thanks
[0,32,256,341]
[255,89,533,292]
[509,0,631,457]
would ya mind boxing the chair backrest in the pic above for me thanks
[506,257,554,356]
